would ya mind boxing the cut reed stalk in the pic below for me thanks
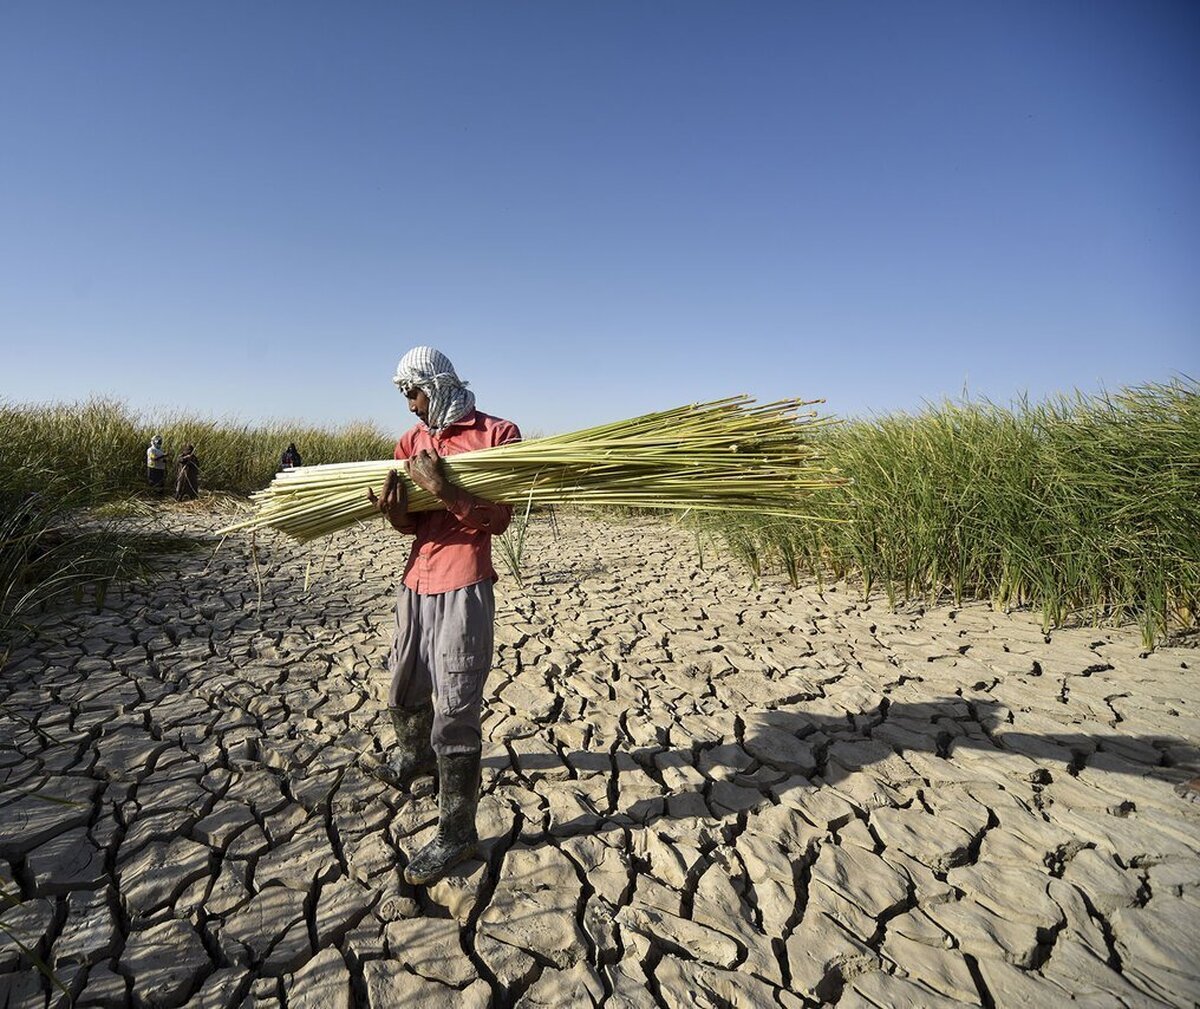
[219,397,841,542]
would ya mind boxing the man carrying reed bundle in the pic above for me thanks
[363,346,520,886]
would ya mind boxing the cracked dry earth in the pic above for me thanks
[2,509,1199,1009]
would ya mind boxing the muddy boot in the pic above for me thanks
[403,749,481,885]
[361,705,435,789]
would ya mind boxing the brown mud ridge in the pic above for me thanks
[1,508,1198,1009]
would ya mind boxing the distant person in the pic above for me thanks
[146,435,168,494]
[175,444,200,501]
[281,442,302,470]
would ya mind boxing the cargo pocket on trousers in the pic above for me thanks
[439,646,488,718]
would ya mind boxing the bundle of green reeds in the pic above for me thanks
[219,396,840,542]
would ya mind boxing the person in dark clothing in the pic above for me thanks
[281,443,302,470]
[175,444,200,501]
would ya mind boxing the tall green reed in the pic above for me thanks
[0,397,396,500]
[0,398,396,649]
[701,380,1198,648]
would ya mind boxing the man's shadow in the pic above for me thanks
[479,695,1199,838]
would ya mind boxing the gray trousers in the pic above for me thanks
[387,580,495,755]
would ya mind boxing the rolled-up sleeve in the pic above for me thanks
[444,492,513,533]
[443,419,520,533]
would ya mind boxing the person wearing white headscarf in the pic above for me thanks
[146,435,168,494]
[391,346,477,433]
[365,345,520,887]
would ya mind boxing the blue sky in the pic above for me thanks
[1,2,1196,435]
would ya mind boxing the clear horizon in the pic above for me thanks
[1,2,1196,436]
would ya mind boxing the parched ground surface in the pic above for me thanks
[2,507,1199,1009]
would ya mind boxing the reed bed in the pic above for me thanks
[4,380,1194,648]
[220,397,839,542]
[0,397,394,500]
[705,380,1199,646]
[0,398,391,647]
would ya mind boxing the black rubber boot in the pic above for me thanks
[403,749,481,885]
[362,705,435,789]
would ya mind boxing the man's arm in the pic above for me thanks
[367,469,416,534]
[406,449,512,534]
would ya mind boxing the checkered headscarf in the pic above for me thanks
[391,346,476,433]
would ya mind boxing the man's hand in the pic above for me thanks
[367,469,412,531]
[405,448,451,501]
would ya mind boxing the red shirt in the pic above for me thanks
[395,410,521,594]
